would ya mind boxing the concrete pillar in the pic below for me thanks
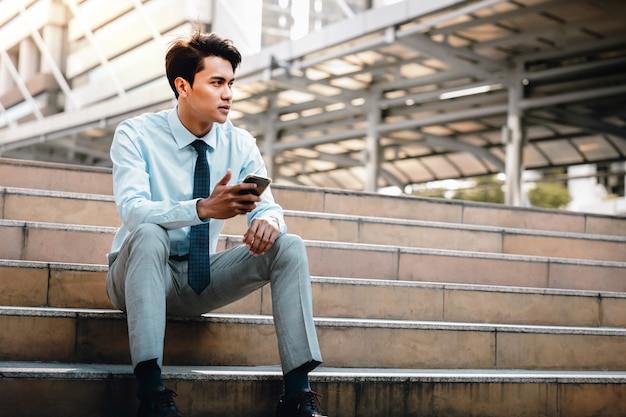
[567,164,598,212]
[0,53,16,94]
[18,38,39,82]
[213,0,263,55]
[622,161,626,197]
[41,25,65,73]
[263,94,278,178]
[504,63,524,206]
[291,0,311,40]
[365,93,381,192]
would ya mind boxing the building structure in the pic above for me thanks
[1,0,625,213]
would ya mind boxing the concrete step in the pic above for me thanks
[2,219,625,292]
[272,186,626,237]
[1,187,120,227]
[4,187,626,262]
[3,259,626,328]
[2,306,626,371]
[276,211,626,262]
[2,362,625,417]
[0,219,116,264]
[3,157,625,237]
[0,157,113,195]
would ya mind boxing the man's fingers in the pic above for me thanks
[244,219,278,256]
[217,168,232,186]
[247,233,272,256]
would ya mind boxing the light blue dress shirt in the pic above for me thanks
[109,107,286,258]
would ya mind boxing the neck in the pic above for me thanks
[177,106,213,137]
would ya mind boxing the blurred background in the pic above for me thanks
[1,0,625,214]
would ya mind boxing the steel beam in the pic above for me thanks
[520,84,626,110]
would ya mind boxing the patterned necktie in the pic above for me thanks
[188,140,211,294]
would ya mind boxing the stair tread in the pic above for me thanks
[2,361,626,383]
[315,275,626,298]
[3,305,626,335]
[0,186,115,201]
[3,257,626,298]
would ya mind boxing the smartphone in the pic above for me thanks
[240,174,272,196]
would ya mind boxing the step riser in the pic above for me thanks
[2,375,625,417]
[2,223,624,292]
[3,158,625,237]
[6,192,626,262]
[1,192,120,227]
[1,313,625,370]
[288,188,626,237]
[306,244,626,292]
[0,224,115,264]
[283,216,626,262]
[3,264,626,328]
[0,160,112,195]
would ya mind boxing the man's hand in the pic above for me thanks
[196,169,260,219]
[243,217,280,256]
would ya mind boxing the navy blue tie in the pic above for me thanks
[188,140,210,294]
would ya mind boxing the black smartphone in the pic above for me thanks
[240,174,272,196]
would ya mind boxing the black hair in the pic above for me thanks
[165,31,242,99]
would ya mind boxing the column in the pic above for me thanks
[264,93,278,178]
[291,0,311,40]
[504,63,524,206]
[41,25,65,74]
[213,0,263,55]
[18,38,39,82]
[0,52,16,95]
[365,92,381,192]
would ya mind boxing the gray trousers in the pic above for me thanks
[106,223,322,374]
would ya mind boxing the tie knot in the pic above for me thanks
[191,140,208,155]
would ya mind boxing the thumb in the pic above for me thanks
[217,168,232,186]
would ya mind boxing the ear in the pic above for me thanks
[174,77,190,97]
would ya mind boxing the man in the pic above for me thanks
[106,31,325,417]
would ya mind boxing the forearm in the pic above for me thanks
[117,196,202,231]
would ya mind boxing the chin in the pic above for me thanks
[212,112,228,123]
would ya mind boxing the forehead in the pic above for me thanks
[197,55,235,80]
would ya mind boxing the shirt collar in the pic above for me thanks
[168,106,218,150]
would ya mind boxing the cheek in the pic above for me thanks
[193,91,217,106]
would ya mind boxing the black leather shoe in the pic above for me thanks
[137,386,183,417]
[276,390,327,417]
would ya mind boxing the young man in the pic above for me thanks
[106,31,325,417]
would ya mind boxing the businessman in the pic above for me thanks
[106,31,325,417]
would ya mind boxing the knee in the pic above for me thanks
[275,234,305,252]
[273,234,308,263]
[128,223,170,258]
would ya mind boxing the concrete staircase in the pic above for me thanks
[1,157,626,417]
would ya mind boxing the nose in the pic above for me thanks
[222,85,233,100]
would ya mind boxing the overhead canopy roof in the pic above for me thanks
[2,0,625,192]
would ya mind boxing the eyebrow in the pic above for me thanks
[209,75,236,83]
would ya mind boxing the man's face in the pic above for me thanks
[181,55,235,126]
